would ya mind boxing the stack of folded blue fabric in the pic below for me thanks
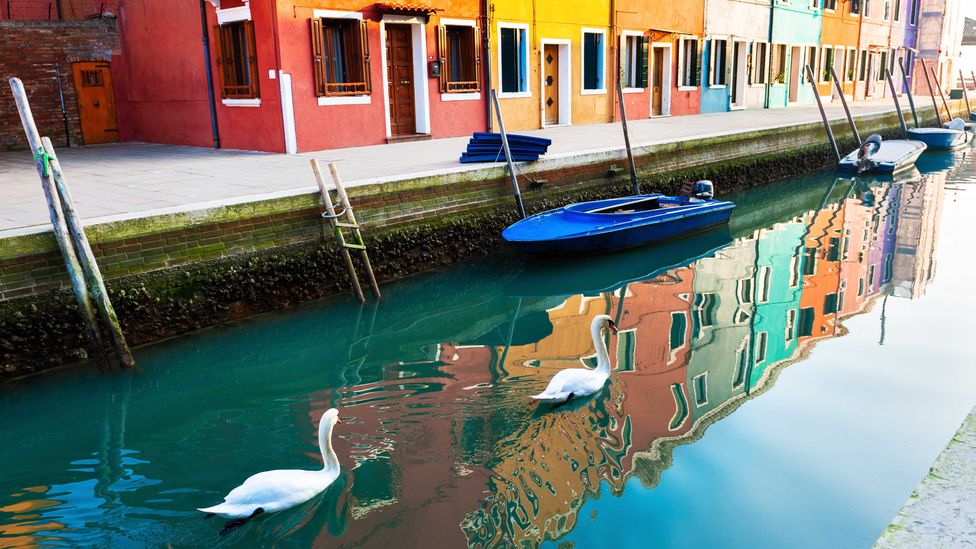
[459,132,552,164]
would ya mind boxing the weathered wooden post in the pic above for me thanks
[804,65,841,163]
[884,68,909,134]
[919,58,944,125]
[490,89,526,219]
[327,162,380,300]
[930,66,953,122]
[960,70,973,118]
[43,137,136,369]
[8,77,107,364]
[615,78,640,195]
[829,66,861,146]
[897,57,920,128]
[310,159,365,304]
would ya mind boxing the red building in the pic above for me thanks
[113,0,487,153]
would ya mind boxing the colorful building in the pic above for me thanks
[818,0,863,100]
[916,0,965,92]
[889,0,921,94]
[701,0,770,112]
[768,0,824,108]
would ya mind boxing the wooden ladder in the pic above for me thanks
[310,159,381,303]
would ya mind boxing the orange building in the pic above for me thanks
[817,0,862,99]
[798,202,845,344]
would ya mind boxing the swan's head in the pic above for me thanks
[321,408,342,428]
[593,314,618,334]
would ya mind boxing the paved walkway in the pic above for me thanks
[0,97,911,235]
[874,406,976,548]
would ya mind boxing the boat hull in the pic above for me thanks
[503,195,735,254]
[838,139,926,174]
[906,128,969,149]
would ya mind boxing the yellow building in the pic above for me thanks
[489,0,613,130]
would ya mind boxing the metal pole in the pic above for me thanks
[490,88,526,219]
[199,0,220,149]
[961,70,973,117]
[805,64,841,163]
[615,78,640,195]
[898,57,919,128]
[885,68,908,135]
[919,58,943,126]
[829,65,860,146]
[53,62,70,147]
[931,66,953,122]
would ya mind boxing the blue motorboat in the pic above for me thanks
[502,181,735,254]
[906,120,970,150]
[838,138,926,174]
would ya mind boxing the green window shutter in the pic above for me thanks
[638,36,649,88]
[693,39,703,87]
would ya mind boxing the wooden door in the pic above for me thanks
[386,25,416,136]
[543,44,560,125]
[651,48,664,116]
[72,61,118,144]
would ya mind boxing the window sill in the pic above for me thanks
[750,84,767,88]
[708,84,727,89]
[498,91,531,99]
[317,95,371,106]
[441,91,481,102]
[622,87,644,94]
[222,98,261,107]
[580,88,607,96]
[677,85,698,91]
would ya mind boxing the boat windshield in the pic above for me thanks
[587,197,675,214]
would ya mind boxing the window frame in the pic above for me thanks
[819,46,834,84]
[893,0,901,21]
[709,36,730,88]
[438,18,481,98]
[824,0,836,10]
[845,48,857,82]
[693,372,709,407]
[620,30,649,92]
[213,17,261,103]
[581,28,608,95]
[677,35,701,90]
[770,43,787,85]
[497,22,530,98]
[751,41,769,86]
[310,10,371,104]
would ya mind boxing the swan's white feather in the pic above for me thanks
[198,468,339,517]
[531,315,614,404]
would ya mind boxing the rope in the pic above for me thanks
[34,149,52,178]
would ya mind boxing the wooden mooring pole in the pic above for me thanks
[919,58,944,126]
[615,78,640,195]
[884,68,909,135]
[829,66,861,146]
[931,66,953,123]
[804,65,841,163]
[898,58,920,128]
[960,70,973,118]
[8,77,111,366]
[490,88,526,219]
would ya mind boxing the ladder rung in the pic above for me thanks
[343,243,366,250]
[335,222,359,229]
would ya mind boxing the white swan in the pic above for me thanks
[530,314,618,404]
[198,408,342,533]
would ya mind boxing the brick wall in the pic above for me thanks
[0,18,118,150]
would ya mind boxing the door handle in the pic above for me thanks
[400,80,410,85]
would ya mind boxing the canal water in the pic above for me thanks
[2,149,975,548]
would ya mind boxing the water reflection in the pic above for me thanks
[0,154,961,548]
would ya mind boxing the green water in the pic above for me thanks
[2,149,976,548]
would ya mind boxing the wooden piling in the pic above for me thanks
[898,58,920,128]
[805,65,841,163]
[310,159,365,304]
[931,66,953,122]
[327,162,380,300]
[884,69,908,135]
[490,89,526,219]
[8,77,108,365]
[961,70,973,118]
[829,66,861,146]
[615,79,640,195]
[919,59,943,126]
[43,137,136,369]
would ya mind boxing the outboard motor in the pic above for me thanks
[693,180,714,200]
[856,134,882,174]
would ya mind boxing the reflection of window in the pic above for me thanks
[786,309,797,342]
[828,237,842,261]
[710,38,728,86]
[884,253,893,282]
[622,34,649,88]
[790,254,802,287]
[738,278,755,304]
[858,277,865,296]
[756,331,768,363]
[868,264,876,286]
[803,247,818,275]
[582,30,606,91]
[758,266,771,303]
[732,340,748,388]
[693,293,718,339]
[824,293,838,315]
[669,383,689,430]
[799,306,815,337]
[311,17,370,97]
[670,312,687,350]
[734,308,752,325]
[215,21,260,99]
[499,25,528,94]
[693,373,708,406]
[616,329,636,372]
[439,24,481,93]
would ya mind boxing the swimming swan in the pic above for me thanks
[530,315,618,404]
[198,408,342,534]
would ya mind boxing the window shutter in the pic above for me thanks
[725,39,733,87]
[472,25,482,91]
[638,36,649,88]
[693,39,703,87]
[359,19,371,94]
[244,20,260,98]
[438,25,448,93]
[310,18,325,97]
[213,25,227,98]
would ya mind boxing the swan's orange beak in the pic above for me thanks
[608,320,618,334]
[336,417,342,424]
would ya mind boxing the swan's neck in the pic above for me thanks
[318,420,340,472]
[592,322,611,373]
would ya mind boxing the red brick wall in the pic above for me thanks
[0,18,119,150]
[1,0,121,20]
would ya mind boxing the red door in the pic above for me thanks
[72,61,119,144]
[386,24,416,136]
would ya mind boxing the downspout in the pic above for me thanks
[268,0,290,153]
[764,0,774,109]
[200,0,220,149]
[483,0,492,131]
[610,0,617,122]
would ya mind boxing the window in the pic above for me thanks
[710,38,728,86]
[679,37,700,88]
[755,332,768,364]
[693,373,708,406]
[894,0,901,21]
[751,42,768,84]
[851,0,861,15]
[582,30,606,92]
[621,34,649,89]
[878,51,888,81]
[810,0,819,8]
[864,0,873,17]
[805,46,818,82]
[214,21,260,99]
[799,307,815,337]
[786,309,797,342]
[846,49,856,81]
[820,47,833,83]
[883,0,890,20]
[824,293,838,315]
[909,0,919,24]
[439,24,481,93]
[859,50,868,81]
[499,25,528,94]
[771,44,787,84]
[670,312,687,350]
[824,0,836,9]
[310,17,370,97]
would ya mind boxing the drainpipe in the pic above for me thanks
[268,0,291,153]
[483,0,492,131]
[610,0,617,122]
[55,0,62,19]
[200,0,220,149]
[764,0,774,109]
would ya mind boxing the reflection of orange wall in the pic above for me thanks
[799,205,845,344]
[839,197,870,316]
[818,7,861,96]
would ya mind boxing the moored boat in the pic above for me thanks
[838,139,926,174]
[906,121,970,150]
[502,182,735,254]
